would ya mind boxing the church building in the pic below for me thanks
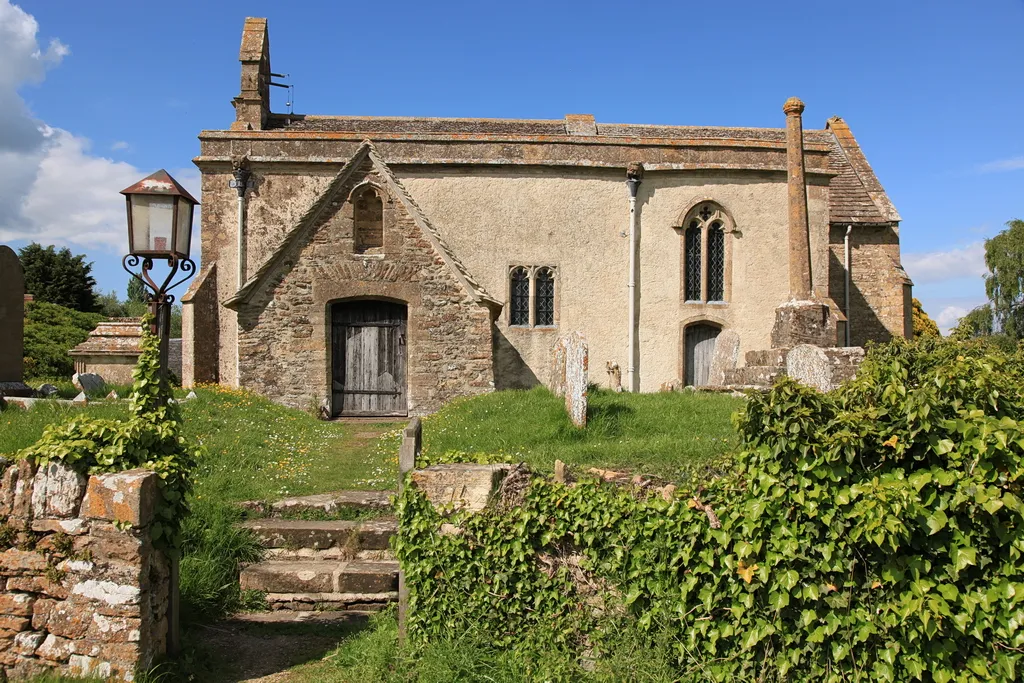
[182,17,911,416]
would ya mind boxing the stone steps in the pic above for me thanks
[239,490,393,517]
[229,610,376,624]
[236,490,401,616]
[240,518,396,551]
[240,560,399,610]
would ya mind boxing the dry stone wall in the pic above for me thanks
[0,460,168,681]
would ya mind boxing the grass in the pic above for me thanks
[2,383,742,680]
[0,386,401,620]
[421,386,743,483]
[25,376,137,400]
[255,610,686,683]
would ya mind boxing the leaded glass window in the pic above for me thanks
[510,267,530,326]
[535,268,555,326]
[707,222,725,301]
[682,203,730,304]
[685,224,702,301]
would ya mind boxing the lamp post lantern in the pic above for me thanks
[120,169,199,389]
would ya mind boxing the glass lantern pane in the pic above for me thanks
[130,196,174,253]
[175,200,192,257]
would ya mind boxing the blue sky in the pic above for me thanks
[1,0,1022,332]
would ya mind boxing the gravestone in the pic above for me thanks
[564,332,588,428]
[0,246,32,398]
[707,330,740,386]
[549,338,568,397]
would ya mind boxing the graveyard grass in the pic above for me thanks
[1,384,740,681]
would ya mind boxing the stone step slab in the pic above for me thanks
[239,518,396,551]
[229,610,376,625]
[240,560,398,596]
[745,348,789,367]
[264,547,394,562]
[722,365,784,387]
[263,592,397,612]
[239,490,393,516]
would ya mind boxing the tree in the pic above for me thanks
[911,298,940,337]
[951,304,995,340]
[127,276,147,303]
[984,219,1024,338]
[18,243,98,312]
[22,301,104,378]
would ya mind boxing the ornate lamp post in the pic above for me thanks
[120,170,199,388]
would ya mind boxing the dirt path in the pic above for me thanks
[192,615,367,682]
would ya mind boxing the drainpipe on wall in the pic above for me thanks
[625,162,644,392]
[844,224,852,346]
[230,157,253,387]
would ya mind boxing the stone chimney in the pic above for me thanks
[231,17,271,131]
[783,97,812,300]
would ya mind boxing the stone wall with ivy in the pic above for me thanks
[0,460,169,680]
[397,336,1024,682]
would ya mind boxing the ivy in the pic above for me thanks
[18,316,197,552]
[396,336,1024,681]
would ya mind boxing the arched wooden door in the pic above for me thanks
[685,324,720,387]
[331,300,408,417]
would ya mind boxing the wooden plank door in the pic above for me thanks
[331,301,407,417]
[685,324,720,387]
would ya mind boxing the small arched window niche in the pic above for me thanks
[508,265,557,328]
[353,185,384,254]
[680,201,732,304]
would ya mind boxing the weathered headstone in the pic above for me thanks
[707,330,740,386]
[0,246,32,397]
[72,372,106,393]
[549,338,568,397]
[37,383,59,398]
[564,331,588,428]
[606,362,622,392]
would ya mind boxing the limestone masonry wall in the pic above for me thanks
[0,460,168,681]
[237,158,494,414]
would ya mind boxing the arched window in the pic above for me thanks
[354,186,384,253]
[707,221,725,301]
[681,203,730,303]
[684,221,702,301]
[510,267,530,326]
[534,268,555,326]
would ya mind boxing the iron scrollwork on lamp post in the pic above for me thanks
[120,170,200,390]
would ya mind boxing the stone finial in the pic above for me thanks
[783,97,805,116]
[626,161,645,181]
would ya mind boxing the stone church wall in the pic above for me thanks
[0,461,169,681]
[400,168,833,392]
[236,160,494,414]
[828,224,907,347]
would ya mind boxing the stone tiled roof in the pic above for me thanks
[224,141,499,310]
[825,117,901,225]
[263,114,897,226]
[69,319,143,357]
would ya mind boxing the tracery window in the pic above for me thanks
[535,268,555,326]
[682,203,730,304]
[685,222,702,301]
[354,186,384,253]
[707,222,725,301]
[509,266,556,328]
[510,267,530,326]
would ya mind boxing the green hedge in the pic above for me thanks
[396,336,1024,681]
[23,300,104,379]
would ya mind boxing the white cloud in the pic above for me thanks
[0,0,155,254]
[935,306,968,335]
[976,156,1024,173]
[111,141,129,151]
[902,242,987,285]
